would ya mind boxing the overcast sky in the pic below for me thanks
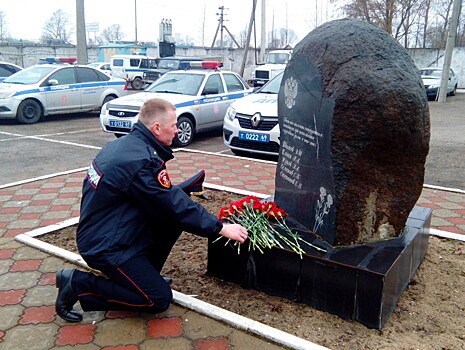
[1,0,339,46]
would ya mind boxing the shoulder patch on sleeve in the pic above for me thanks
[157,169,171,188]
[87,160,103,189]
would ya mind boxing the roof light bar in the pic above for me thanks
[40,57,77,64]
[189,61,221,69]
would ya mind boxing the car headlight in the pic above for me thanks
[225,106,237,121]
[0,91,15,99]
[102,102,111,113]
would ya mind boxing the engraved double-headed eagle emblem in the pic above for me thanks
[284,76,298,109]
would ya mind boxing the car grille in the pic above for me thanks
[255,70,269,79]
[231,138,280,153]
[105,126,131,133]
[108,110,139,118]
[144,71,161,80]
[236,114,278,131]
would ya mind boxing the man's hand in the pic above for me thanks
[219,223,248,244]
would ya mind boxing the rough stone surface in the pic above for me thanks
[277,19,430,245]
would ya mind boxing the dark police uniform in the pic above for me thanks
[70,120,223,313]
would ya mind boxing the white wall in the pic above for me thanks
[1,43,464,88]
[406,48,465,88]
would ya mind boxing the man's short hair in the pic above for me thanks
[139,98,176,126]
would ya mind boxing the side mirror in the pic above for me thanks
[47,79,58,86]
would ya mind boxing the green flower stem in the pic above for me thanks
[215,202,328,258]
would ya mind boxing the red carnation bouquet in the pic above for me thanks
[216,195,327,258]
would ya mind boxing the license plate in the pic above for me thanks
[239,131,269,143]
[109,120,131,129]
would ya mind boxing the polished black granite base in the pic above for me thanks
[207,205,432,329]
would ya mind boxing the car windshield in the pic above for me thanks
[420,69,442,78]
[157,60,180,69]
[258,72,283,94]
[3,66,55,84]
[266,53,291,64]
[146,72,205,95]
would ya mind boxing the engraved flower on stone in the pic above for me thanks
[284,76,298,109]
[313,186,333,233]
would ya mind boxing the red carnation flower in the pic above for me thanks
[218,206,231,220]
[267,207,287,219]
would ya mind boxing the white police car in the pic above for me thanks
[0,61,22,82]
[223,72,283,157]
[420,67,458,99]
[100,61,253,146]
[0,58,128,124]
[87,62,112,75]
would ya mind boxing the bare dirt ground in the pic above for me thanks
[40,189,465,350]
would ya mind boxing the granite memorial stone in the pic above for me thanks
[275,18,430,245]
[208,18,432,329]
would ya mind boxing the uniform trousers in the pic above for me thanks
[71,227,182,314]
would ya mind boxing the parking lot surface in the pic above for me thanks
[1,91,464,190]
[0,93,464,349]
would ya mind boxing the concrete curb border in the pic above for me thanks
[6,149,464,349]
[15,229,329,349]
[14,183,330,350]
[14,181,462,350]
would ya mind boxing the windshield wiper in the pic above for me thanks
[152,90,182,94]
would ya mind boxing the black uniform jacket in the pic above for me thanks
[76,121,223,266]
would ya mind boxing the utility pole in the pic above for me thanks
[135,0,138,43]
[240,0,257,76]
[437,0,461,103]
[75,0,87,64]
[210,6,240,49]
[259,0,266,63]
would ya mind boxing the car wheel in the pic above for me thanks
[173,116,194,147]
[16,99,42,124]
[450,84,457,96]
[102,95,116,108]
[131,77,143,90]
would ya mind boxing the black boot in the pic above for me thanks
[55,269,83,322]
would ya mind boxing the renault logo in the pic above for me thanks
[117,112,126,117]
[251,113,261,127]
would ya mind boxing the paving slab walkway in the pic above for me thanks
[0,150,463,349]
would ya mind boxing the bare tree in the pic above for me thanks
[42,9,73,44]
[267,28,298,48]
[419,0,434,48]
[435,0,454,45]
[335,0,397,33]
[174,33,195,46]
[0,10,9,41]
[100,24,125,43]
[392,0,423,47]
[238,29,253,48]
[457,10,465,46]
[331,0,465,49]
